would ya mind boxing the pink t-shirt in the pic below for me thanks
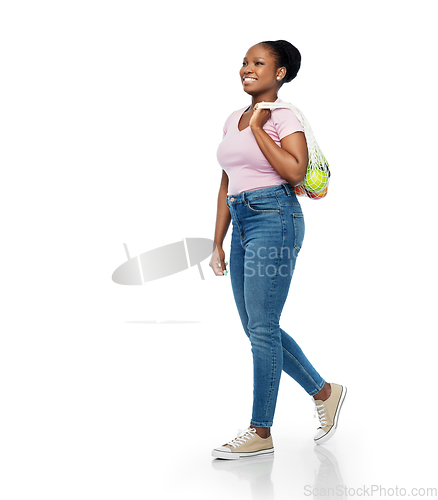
[216,98,304,195]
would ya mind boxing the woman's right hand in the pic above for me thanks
[209,243,228,276]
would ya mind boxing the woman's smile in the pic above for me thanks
[243,76,258,85]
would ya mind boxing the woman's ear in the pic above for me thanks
[276,67,287,81]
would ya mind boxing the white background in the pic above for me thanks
[1,1,437,498]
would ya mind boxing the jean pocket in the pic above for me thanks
[246,196,280,213]
[292,213,305,251]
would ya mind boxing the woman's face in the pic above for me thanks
[240,44,284,95]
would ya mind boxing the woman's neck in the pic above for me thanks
[250,92,279,109]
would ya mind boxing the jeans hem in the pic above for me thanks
[307,379,326,397]
[250,421,273,428]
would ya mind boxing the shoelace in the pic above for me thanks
[314,401,328,429]
[226,427,257,449]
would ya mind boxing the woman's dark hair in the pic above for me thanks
[260,40,301,85]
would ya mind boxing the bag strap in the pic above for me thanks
[257,101,316,152]
[258,101,329,176]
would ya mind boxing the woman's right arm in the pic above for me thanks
[209,169,231,276]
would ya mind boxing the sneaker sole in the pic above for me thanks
[211,447,274,460]
[314,385,347,445]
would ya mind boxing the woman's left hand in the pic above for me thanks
[249,104,271,131]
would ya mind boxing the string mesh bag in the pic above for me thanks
[257,102,330,199]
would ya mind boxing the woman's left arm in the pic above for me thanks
[250,108,308,186]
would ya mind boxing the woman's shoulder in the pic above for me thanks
[269,99,296,117]
[267,100,304,137]
[270,101,303,129]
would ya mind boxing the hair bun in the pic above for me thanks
[261,40,301,84]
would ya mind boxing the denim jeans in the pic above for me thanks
[226,183,325,428]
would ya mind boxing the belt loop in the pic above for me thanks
[282,183,291,196]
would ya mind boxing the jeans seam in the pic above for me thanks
[282,345,324,395]
[292,213,303,251]
[232,204,246,250]
[278,201,285,241]
[264,253,281,423]
[246,195,281,213]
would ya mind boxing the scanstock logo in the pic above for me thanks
[112,238,215,285]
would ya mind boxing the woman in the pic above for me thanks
[209,40,346,460]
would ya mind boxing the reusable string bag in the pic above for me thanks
[257,102,330,199]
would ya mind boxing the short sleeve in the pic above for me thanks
[271,108,304,141]
[222,112,233,138]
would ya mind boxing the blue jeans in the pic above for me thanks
[226,183,325,428]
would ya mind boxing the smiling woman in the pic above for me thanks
[209,40,347,461]
[217,42,309,193]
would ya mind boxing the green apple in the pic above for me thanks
[304,167,329,193]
